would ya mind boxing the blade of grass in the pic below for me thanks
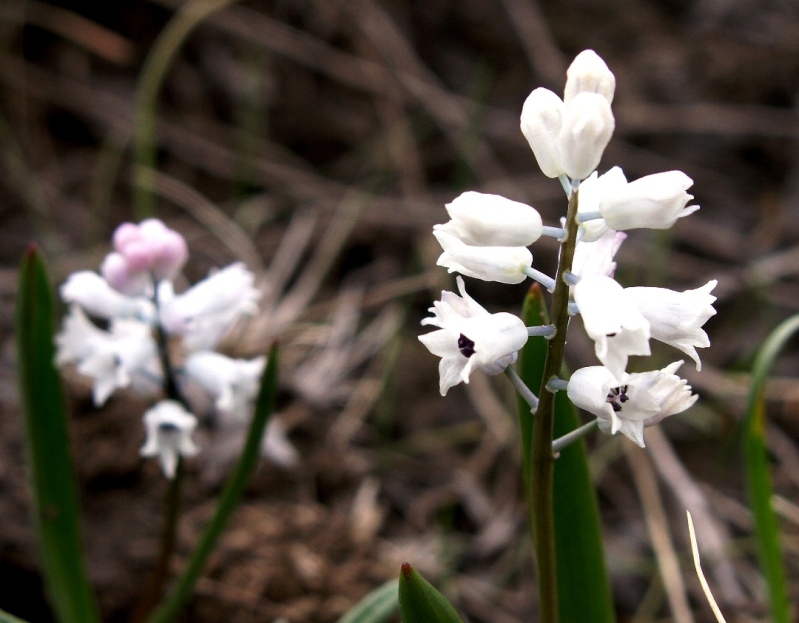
[16,245,100,623]
[0,609,31,623]
[335,579,399,623]
[516,284,615,623]
[146,342,280,623]
[743,314,799,623]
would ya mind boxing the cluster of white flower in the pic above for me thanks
[56,219,265,478]
[420,50,717,448]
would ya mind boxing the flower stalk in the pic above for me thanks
[530,182,580,623]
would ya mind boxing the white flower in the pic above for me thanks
[420,280,528,395]
[261,417,299,469]
[159,263,260,351]
[140,400,199,479]
[564,50,616,106]
[573,275,650,380]
[576,167,627,242]
[567,361,697,447]
[435,191,543,247]
[571,229,627,280]
[433,230,533,284]
[60,271,155,321]
[183,351,266,420]
[599,171,699,231]
[625,281,717,370]
[558,91,615,181]
[520,87,565,178]
[55,306,160,406]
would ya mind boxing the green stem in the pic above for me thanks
[530,183,580,623]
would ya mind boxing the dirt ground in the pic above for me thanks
[2,0,799,621]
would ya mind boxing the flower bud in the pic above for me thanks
[564,50,616,106]
[433,230,533,284]
[436,191,543,247]
[520,87,565,178]
[558,92,615,181]
[599,171,698,231]
[100,252,150,296]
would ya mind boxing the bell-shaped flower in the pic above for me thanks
[573,275,650,380]
[564,49,616,106]
[183,351,266,420]
[420,280,528,395]
[55,306,160,406]
[60,271,155,322]
[567,361,697,447]
[113,219,188,281]
[599,171,698,231]
[576,166,627,242]
[433,230,533,284]
[435,191,543,247]
[520,87,565,178]
[571,229,626,280]
[159,263,260,352]
[625,280,717,370]
[558,91,615,181]
[140,400,199,479]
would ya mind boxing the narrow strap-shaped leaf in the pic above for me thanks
[0,608,31,623]
[336,579,399,623]
[147,342,280,623]
[743,314,799,623]
[398,563,464,623]
[516,284,615,623]
[16,245,100,623]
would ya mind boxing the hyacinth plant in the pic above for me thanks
[418,50,718,623]
[14,221,280,623]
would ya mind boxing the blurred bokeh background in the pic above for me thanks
[1,0,799,621]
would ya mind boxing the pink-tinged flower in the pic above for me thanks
[625,280,717,370]
[567,361,697,447]
[436,191,543,247]
[420,278,528,395]
[140,400,199,479]
[573,275,650,380]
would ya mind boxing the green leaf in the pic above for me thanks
[743,314,799,623]
[0,608,31,623]
[147,343,280,623]
[516,284,615,623]
[336,579,399,623]
[398,563,464,623]
[16,246,100,623]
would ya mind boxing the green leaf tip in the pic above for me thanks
[398,564,464,623]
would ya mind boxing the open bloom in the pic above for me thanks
[573,275,650,380]
[433,230,533,284]
[435,191,543,247]
[140,400,199,479]
[159,263,260,351]
[183,351,266,420]
[625,280,717,370]
[571,229,626,280]
[419,278,528,395]
[55,306,160,406]
[599,171,698,231]
[567,361,697,447]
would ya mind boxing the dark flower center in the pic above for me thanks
[606,385,629,412]
[458,334,476,358]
